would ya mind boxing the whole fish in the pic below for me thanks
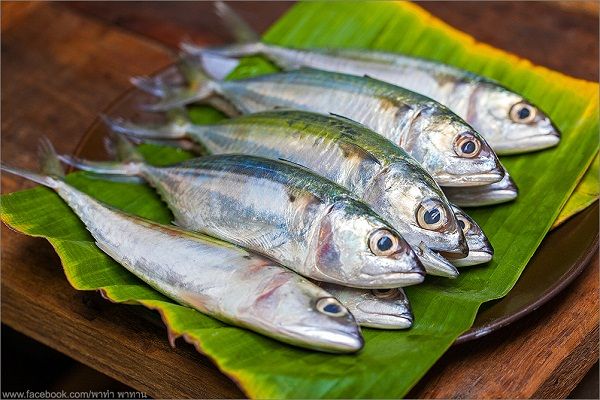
[59,152,425,289]
[2,142,364,353]
[316,285,412,329]
[136,66,505,188]
[450,205,493,267]
[183,1,560,155]
[103,109,468,269]
[443,170,518,207]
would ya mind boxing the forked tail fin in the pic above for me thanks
[102,114,191,141]
[135,56,219,112]
[1,137,66,189]
[214,1,260,44]
[58,132,144,177]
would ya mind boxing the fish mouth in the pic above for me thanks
[437,237,469,259]
[356,271,425,289]
[443,175,518,207]
[496,131,560,155]
[358,312,413,330]
[450,250,493,267]
[437,169,505,187]
[299,328,364,353]
[417,251,459,278]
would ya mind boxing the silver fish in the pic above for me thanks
[1,143,364,353]
[136,65,505,188]
[315,284,412,329]
[184,1,560,155]
[449,205,493,267]
[444,170,518,207]
[60,152,425,289]
[104,109,466,271]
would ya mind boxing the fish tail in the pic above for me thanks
[104,129,146,163]
[136,57,219,112]
[38,137,66,178]
[1,137,66,188]
[0,163,60,189]
[101,113,189,141]
[130,75,170,98]
[56,132,144,176]
[214,1,261,43]
[58,154,142,177]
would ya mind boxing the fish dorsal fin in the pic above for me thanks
[328,112,361,126]
[277,157,308,170]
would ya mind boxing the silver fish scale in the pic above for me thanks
[191,119,381,199]
[50,180,364,352]
[180,110,465,261]
[264,45,472,110]
[141,163,326,272]
[221,69,450,158]
[199,42,559,154]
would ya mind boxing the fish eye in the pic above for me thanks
[368,229,401,256]
[416,199,449,231]
[453,133,482,158]
[456,215,471,234]
[509,102,537,124]
[316,297,347,317]
[371,288,400,299]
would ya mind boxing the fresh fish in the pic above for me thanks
[60,151,425,289]
[443,170,518,207]
[449,205,493,267]
[184,1,561,155]
[135,65,505,188]
[104,109,467,269]
[1,141,364,353]
[315,284,412,329]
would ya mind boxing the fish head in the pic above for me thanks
[364,162,467,257]
[313,199,425,288]
[406,105,504,187]
[261,275,364,353]
[450,204,494,266]
[466,82,560,154]
[350,288,413,329]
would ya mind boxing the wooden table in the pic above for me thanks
[2,2,598,398]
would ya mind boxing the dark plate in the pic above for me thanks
[74,80,599,344]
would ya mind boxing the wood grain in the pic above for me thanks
[1,2,598,398]
[408,257,599,399]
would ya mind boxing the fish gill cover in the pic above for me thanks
[1,2,598,398]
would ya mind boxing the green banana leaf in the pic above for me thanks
[553,153,599,229]
[1,2,598,398]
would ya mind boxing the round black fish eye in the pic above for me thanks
[417,199,449,231]
[377,236,393,252]
[456,215,471,234]
[316,297,347,317]
[369,229,401,256]
[509,102,537,124]
[371,288,400,299]
[454,133,482,158]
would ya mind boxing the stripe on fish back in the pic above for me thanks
[163,154,357,204]
[192,110,439,191]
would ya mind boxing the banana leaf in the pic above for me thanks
[1,2,598,398]
[552,153,599,229]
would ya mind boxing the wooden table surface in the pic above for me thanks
[2,2,598,398]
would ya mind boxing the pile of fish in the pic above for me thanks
[2,3,560,353]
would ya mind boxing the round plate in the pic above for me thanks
[74,77,599,344]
